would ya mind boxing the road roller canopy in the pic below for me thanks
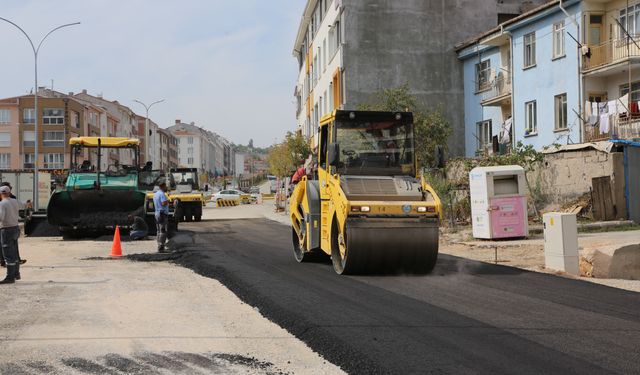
[324,110,416,177]
[69,137,140,148]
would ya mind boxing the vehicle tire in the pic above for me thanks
[291,226,324,263]
[194,204,202,222]
[331,219,360,275]
[184,206,193,222]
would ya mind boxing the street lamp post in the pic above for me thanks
[133,99,165,165]
[0,17,80,211]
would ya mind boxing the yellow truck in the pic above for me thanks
[169,168,205,222]
[290,110,442,275]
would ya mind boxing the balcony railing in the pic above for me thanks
[583,112,640,142]
[481,72,511,104]
[583,38,640,72]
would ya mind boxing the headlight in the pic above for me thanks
[417,206,427,213]
[351,206,370,213]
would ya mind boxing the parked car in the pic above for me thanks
[212,189,255,203]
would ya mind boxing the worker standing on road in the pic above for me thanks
[153,182,170,253]
[0,182,28,268]
[0,186,23,284]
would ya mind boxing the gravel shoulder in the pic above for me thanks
[0,226,343,374]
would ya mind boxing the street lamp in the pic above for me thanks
[0,17,80,211]
[133,99,165,165]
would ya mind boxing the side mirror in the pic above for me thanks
[328,143,340,166]
[434,145,445,169]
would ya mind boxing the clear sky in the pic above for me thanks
[0,0,305,148]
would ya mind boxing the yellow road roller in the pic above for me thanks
[289,110,443,275]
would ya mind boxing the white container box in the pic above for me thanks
[543,212,579,275]
[469,165,528,239]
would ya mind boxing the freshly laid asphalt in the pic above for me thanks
[173,218,640,375]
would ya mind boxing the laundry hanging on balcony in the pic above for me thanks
[499,117,512,145]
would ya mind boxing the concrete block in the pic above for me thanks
[580,243,640,280]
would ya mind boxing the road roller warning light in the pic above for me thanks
[289,110,443,275]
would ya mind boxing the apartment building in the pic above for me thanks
[458,0,640,156]
[17,92,96,170]
[74,90,137,166]
[135,114,162,168]
[157,128,178,170]
[166,120,236,179]
[0,97,21,169]
[293,0,549,155]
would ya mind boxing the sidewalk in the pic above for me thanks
[0,232,343,374]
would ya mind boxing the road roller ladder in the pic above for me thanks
[289,110,443,275]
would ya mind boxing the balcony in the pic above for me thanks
[481,71,511,106]
[583,38,640,73]
[583,112,640,142]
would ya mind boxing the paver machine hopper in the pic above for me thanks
[289,110,443,274]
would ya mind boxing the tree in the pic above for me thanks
[359,84,452,169]
[267,132,311,178]
[248,139,254,149]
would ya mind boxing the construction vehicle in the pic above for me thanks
[169,167,205,222]
[139,169,178,235]
[289,110,443,275]
[47,137,176,237]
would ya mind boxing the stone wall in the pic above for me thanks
[446,149,627,219]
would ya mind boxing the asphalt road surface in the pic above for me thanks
[174,218,640,375]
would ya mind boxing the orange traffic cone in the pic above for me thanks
[110,225,123,257]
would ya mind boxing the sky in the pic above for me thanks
[0,0,305,148]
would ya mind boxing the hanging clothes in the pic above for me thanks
[607,100,617,115]
[631,101,639,114]
[616,94,629,114]
[600,114,610,134]
[585,101,592,117]
[499,117,512,145]
[592,102,599,117]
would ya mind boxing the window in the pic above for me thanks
[475,60,491,91]
[188,136,193,145]
[23,153,35,169]
[187,157,194,165]
[329,83,334,112]
[329,21,341,59]
[23,131,35,147]
[525,101,537,134]
[553,22,565,58]
[43,153,64,169]
[555,94,568,130]
[619,4,640,39]
[620,81,640,102]
[188,147,193,156]
[42,108,64,125]
[323,38,327,71]
[0,154,10,169]
[523,32,536,68]
[0,109,10,124]
[89,112,98,126]
[71,111,80,128]
[0,133,10,147]
[476,120,492,151]
[43,131,65,147]
[23,108,35,124]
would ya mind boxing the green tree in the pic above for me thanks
[285,131,311,165]
[267,142,291,178]
[360,84,452,169]
[267,132,311,178]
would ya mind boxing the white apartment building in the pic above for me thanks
[293,0,344,144]
[167,120,235,178]
[293,0,549,156]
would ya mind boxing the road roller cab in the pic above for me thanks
[290,110,442,275]
[168,167,205,222]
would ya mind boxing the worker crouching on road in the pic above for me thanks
[0,186,24,284]
[153,182,170,253]
[128,215,149,240]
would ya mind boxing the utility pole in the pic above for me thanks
[0,17,80,210]
[133,99,165,165]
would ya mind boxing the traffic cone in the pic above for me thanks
[110,225,123,257]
